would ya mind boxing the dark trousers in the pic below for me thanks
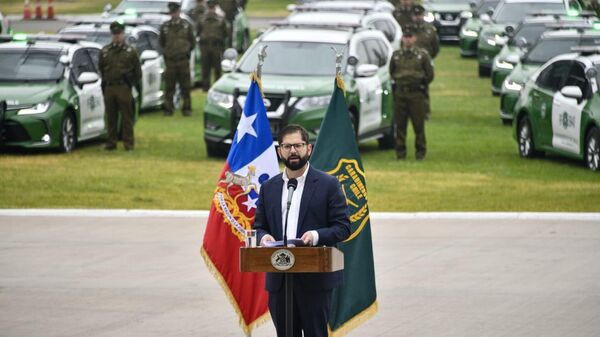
[268,286,332,337]
[201,46,223,91]
[164,59,192,114]
[394,91,427,159]
[103,84,134,149]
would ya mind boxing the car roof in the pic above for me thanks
[503,0,564,3]
[521,15,588,24]
[294,0,394,11]
[286,12,367,26]
[262,27,353,44]
[540,28,600,38]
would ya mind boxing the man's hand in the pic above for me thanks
[301,232,314,246]
[260,234,275,246]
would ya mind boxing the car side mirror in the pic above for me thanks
[59,55,70,65]
[347,56,359,66]
[480,13,491,23]
[486,8,494,17]
[140,50,159,63]
[77,72,100,85]
[223,47,238,61]
[355,64,378,77]
[560,86,583,100]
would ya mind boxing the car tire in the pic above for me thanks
[478,65,490,77]
[517,115,539,158]
[206,140,228,158]
[59,111,76,153]
[378,117,396,149]
[585,127,600,171]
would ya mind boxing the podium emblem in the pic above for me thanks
[271,249,295,271]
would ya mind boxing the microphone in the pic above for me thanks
[283,178,298,247]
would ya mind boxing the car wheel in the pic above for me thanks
[378,117,396,149]
[478,65,490,77]
[517,116,537,158]
[59,112,76,153]
[585,127,600,171]
[206,140,228,158]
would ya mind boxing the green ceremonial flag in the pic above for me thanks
[311,75,378,337]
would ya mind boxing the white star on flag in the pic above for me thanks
[236,111,257,142]
[242,195,258,211]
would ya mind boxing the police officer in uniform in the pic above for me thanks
[218,0,237,47]
[160,2,196,116]
[99,21,142,151]
[389,27,434,160]
[190,0,206,28]
[393,0,416,30]
[199,0,228,91]
[410,5,439,59]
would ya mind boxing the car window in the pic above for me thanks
[370,19,395,42]
[145,31,162,54]
[133,32,153,54]
[356,40,370,66]
[71,49,97,80]
[87,48,100,72]
[364,39,386,67]
[536,60,571,91]
[564,61,591,98]
[375,39,390,67]
[0,49,64,81]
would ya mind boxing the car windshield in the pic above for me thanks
[477,0,500,15]
[237,41,347,76]
[0,49,64,81]
[115,0,169,13]
[525,37,599,63]
[512,24,547,45]
[494,3,566,24]
[426,0,471,4]
[63,31,112,45]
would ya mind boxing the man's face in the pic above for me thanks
[112,31,125,43]
[402,35,416,48]
[400,0,413,7]
[170,9,181,18]
[412,14,424,23]
[278,131,312,171]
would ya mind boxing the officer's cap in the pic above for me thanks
[412,5,426,15]
[109,21,125,34]
[168,1,182,12]
[206,0,217,7]
[402,26,416,37]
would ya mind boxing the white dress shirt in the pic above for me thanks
[281,163,319,246]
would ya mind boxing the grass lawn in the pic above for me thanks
[1,45,599,211]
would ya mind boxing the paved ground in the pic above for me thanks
[1,213,599,337]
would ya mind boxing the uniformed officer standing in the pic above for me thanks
[99,21,142,151]
[218,0,237,47]
[190,0,206,28]
[389,28,434,160]
[410,5,439,59]
[393,0,416,30]
[160,2,195,116]
[199,0,228,91]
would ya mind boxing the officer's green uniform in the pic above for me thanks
[218,0,237,47]
[411,6,440,59]
[389,30,434,160]
[99,21,142,151]
[160,2,196,116]
[199,2,228,91]
[190,0,206,29]
[393,5,415,30]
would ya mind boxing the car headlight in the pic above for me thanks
[295,95,331,111]
[486,38,496,46]
[460,11,473,19]
[503,79,523,92]
[495,58,515,70]
[494,34,508,46]
[424,12,435,23]
[17,101,51,115]
[461,27,478,37]
[207,89,234,109]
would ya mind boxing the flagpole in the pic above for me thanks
[331,47,346,95]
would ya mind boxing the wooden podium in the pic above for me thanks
[240,246,344,337]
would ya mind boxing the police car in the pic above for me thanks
[0,34,139,153]
[59,22,165,110]
[289,0,395,13]
[459,0,501,56]
[422,0,473,42]
[513,46,600,170]
[477,0,575,76]
[283,10,402,50]
[203,24,395,156]
[500,27,600,124]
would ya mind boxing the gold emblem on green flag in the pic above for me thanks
[327,158,370,242]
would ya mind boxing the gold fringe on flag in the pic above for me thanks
[328,301,378,337]
[200,247,271,335]
[336,73,346,97]
[250,72,265,98]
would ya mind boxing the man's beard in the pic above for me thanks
[282,153,309,171]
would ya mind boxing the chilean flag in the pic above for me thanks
[201,76,279,334]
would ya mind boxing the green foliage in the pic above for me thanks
[1,46,599,211]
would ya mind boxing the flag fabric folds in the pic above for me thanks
[201,74,279,335]
[311,75,378,337]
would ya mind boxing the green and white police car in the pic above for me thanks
[289,0,395,14]
[422,0,473,42]
[500,27,600,124]
[513,47,600,170]
[459,0,500,56]
[490,15,592,95]
[59,22,165,110]
[477,0,574,76]
[0,35,139,153]
[203,24,395,156]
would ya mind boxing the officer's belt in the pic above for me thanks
[104,80,127,86]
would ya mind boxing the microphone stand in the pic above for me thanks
[283,180,296,337]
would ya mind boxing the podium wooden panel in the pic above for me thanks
[240,247,344,273]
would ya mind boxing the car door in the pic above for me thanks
[366,15,401,50]
[135,31,163,108]
[352,36,384,136]
[551,61,588,155]
[530,60,570,148]
[71,47,105,139]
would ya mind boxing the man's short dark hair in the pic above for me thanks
[277,124,309,144]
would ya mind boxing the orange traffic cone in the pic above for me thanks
[23,0,32,20]
[47,0,55,19]
[35,0,42,19]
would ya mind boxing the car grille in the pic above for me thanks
[439,12,459,22]
[3,121,31,142]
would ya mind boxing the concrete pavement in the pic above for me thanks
[1,213,599,337]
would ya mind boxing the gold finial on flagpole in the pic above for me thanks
[331,47,346,95]
[251,45,268,96]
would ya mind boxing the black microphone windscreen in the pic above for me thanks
[287,178,298,190]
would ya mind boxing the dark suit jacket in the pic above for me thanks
[253,165,351,292]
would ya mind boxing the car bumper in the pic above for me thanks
[459,36,478,56]
[499,91,519,121]
[491,67,512,95]
[478,45,501,68]
[1,108,63,149]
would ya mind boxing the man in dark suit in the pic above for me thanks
[253,124,351,337]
